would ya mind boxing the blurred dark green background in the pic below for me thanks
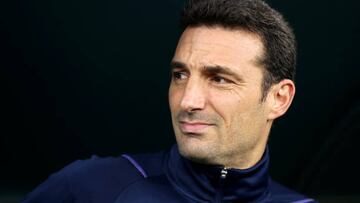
[1,0,360,202]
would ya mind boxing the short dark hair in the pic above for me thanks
[180,0,296,100]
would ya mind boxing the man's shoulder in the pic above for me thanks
[64,154,142,183]
[269,179,318,203]
[56,150,168,191]
[22,151,167,203]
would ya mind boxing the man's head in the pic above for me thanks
[169,0,296,168]
[181,0,296,100]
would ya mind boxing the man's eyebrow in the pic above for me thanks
[170,61,188,70]
[170,61,243,82]
[203,65,243,82]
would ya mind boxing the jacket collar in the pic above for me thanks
[165,145,270,202]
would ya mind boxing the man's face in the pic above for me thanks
[169,26,274,168]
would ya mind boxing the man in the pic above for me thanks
[23,0,317,202]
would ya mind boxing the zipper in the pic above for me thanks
[220,168,228,179]
[216,167,228,203]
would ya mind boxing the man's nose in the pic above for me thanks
[180,79,206,112]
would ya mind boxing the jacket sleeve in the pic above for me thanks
[21,169,73,203]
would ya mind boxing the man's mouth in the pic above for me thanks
[179,121,213,134]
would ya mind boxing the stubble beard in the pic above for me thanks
[177,136,220,165]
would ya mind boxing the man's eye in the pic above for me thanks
[172,71,188,80]
[212,76,231,84]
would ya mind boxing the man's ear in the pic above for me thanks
[267,79,296,120]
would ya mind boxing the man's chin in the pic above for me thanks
[177,141,215,164]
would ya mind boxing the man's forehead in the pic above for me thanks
[174,26,265,69]
[180,26,263,48]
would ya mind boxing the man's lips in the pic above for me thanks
[179,121,213,134]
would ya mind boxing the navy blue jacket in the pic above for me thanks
[23,145,316,203]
